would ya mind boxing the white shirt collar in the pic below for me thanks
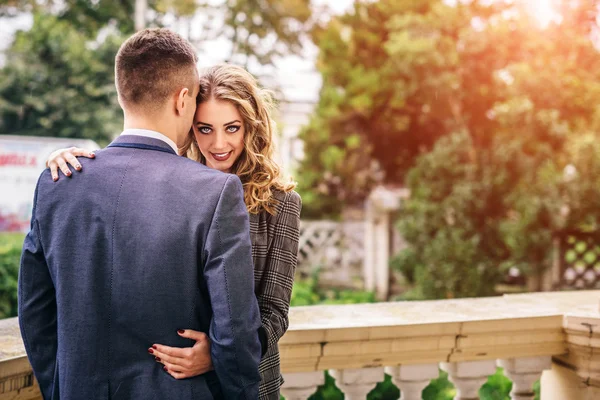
[120,129,178,154]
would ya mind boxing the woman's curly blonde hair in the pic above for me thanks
[180,64,296,215]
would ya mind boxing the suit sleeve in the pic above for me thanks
[18,176,58,400]
[258,191,302,352]
[203,175,262,399]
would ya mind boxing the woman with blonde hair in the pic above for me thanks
[46,64,301,399]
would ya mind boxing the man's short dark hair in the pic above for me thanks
[115,28,198,111]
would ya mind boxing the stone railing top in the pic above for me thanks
[1,291,599,373]
[282,290,599,344]
[279,291,600,372]
[0,317,25,361]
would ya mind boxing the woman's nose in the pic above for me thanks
[213,131,227,149]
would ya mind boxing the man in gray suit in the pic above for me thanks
[18,28,262,399]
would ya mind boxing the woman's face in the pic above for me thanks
[192,98,245,173]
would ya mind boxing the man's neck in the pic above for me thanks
[123,115,179,147]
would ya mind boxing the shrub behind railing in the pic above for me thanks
[0,233,24,319]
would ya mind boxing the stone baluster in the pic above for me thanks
[497,357,551,400]
[386,364,439,400]
[441,360,497,400]
[329,367,385,400]
[280,371,325,400]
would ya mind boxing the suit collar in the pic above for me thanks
[120,129,178,153]
[108,135,178,156]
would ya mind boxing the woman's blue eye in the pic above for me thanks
[226,125,240,133]
[199,127,211,134]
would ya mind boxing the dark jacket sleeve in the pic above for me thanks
[203,175,262,399]
[18,175,58,400]
[259,191,302,351]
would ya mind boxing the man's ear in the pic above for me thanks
[175,87,190,116]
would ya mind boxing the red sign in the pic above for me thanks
[0,153,38,167]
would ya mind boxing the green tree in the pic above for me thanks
[0,13,124,144]
[396,0,600,298]
[300,0,600,296]
[222,0,312,66]
[297,0,600,218]
[0,0,313,142]
[297,0,509,217]
[300,0,502,215]
[397,132,511,298]
[0,0,135,34]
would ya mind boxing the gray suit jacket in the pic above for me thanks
[250,190,301,399]
[18,135,262,400]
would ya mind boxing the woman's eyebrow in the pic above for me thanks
[224,120,241,126]
[196,121,212,127]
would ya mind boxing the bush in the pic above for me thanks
[396,132,510,299]
[395,129,600,299]
[0,233,24,319]
[291,271,376,307]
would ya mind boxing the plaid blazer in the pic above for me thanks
[250,189,302,399]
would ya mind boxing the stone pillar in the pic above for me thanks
[498,356,551,400]
[280,371,325,400]
[363,186,406,300]
[541,313,600,400]
[441,360,497,400]
[134,0,147,31]
[363,201,375,292]
[374,210,390,300]
[386,364,439,400]
[540,362,600,400]
[329,367,385,400]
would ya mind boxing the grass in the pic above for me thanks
[0,232,25,249]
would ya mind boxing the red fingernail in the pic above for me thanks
[152,345,157,349]
[163,366,168,372]
[148,348,154,354]
[155,357,161,362]
[177,329,185,334]
[53,178,58,182]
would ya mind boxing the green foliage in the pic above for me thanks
[298,0,600,295]
[479,369,512,400]
[290,277,322,306]
[308,372,399,400]
[504,134,600,277]
[291,271,376,307]
[300,366,524,400]
[395,125,600,298]
[0,233,24,319]
[0,0,134,34]
[367,374,400,400]
[396,132,509,298]
[422,370,454,400]
[1,0,312,67]
[308,372,343,400]
[223,0,312,67]
[298,0,488,216]
[297,0,600,222]
[0,0,313,142]
[0,13,124,144]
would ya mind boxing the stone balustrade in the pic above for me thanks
[278,291,600,400]
[1,291,599,399]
